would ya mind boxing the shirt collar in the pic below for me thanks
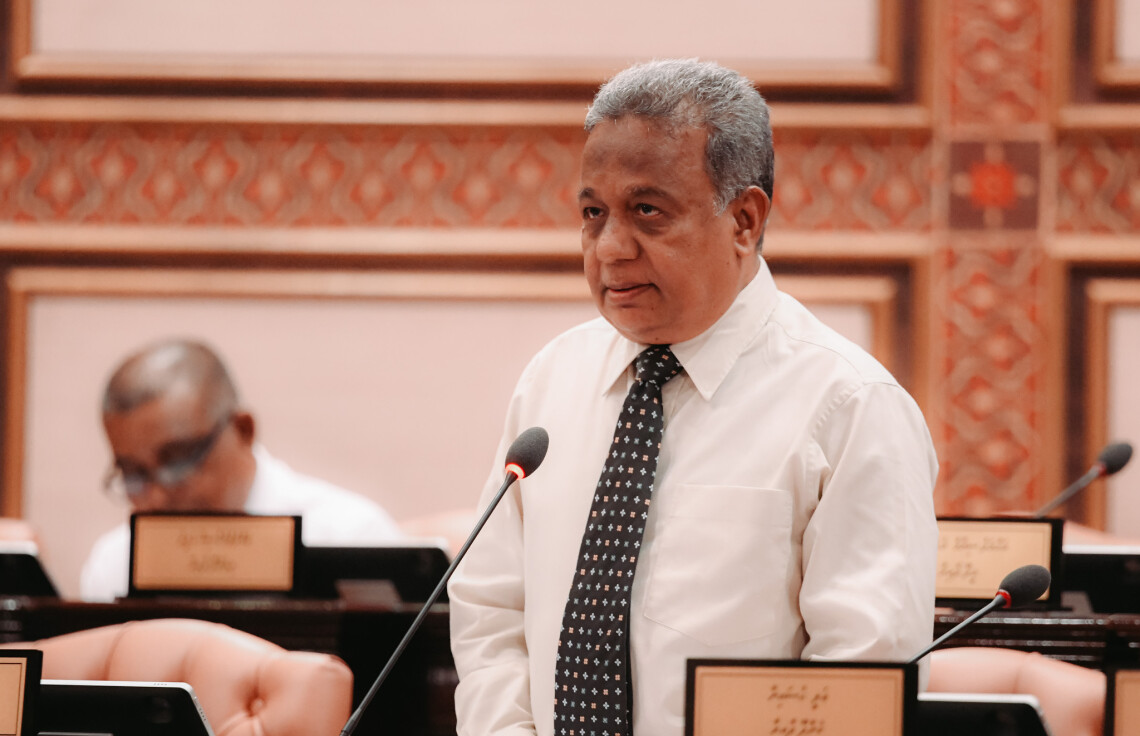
[599,257,780,400]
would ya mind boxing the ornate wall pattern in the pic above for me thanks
[0,124,584,228]
[931,0,1054,514]
[770,132,934,232]
[1057,134,1140,233]
[1,0,1134,523]
[935,238,1048,514]
[947,0,1048,126]
[0,123,934,233]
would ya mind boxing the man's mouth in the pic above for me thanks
[605,283,651,302]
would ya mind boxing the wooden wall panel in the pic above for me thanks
[4,266,904,597]
[11,0,911,96]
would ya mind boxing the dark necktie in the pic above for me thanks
[553,344,683,736]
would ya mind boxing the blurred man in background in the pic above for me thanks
[81,338,402,601]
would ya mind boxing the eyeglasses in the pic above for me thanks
[102,413,233,502]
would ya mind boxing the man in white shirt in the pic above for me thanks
[448,59,939,736]
[80,339,402,601]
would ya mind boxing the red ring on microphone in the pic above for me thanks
[505,462,527,480]
[996,590,1012,608]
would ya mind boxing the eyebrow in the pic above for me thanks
[577,185,676,202]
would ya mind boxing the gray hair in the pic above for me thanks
[102,338,239,419]
[585,59,774,213]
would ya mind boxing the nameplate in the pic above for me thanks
[935,517,1062,605]
[685,660,916,736]
[0,650,41,736]
[129,514,300,595]
[1109,669,1140,736]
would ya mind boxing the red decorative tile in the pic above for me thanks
[949,141,1040,229]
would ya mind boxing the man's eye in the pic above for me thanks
[157,440,206,466]
[116,462,146,477]
[636,203,660,215]
[582,206,603,220]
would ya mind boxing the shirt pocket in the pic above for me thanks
[641,485,793,647]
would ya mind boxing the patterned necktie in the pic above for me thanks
[553,344,683,736]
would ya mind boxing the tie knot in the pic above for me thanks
[634,345,682,386]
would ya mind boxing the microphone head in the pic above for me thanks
[997,564,1051,608]
[504,426,549,480]
[1098,442,1133,476]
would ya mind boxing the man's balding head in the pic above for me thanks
[103,340,238,420]
[101,339,256,513]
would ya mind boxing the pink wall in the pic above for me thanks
[33,0,878,62]
[20,279,874,598]
[1107,307,1140,534]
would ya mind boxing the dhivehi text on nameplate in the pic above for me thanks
[690,664,906,736]
[132,514,296,592]
[1113,670,1140,735]
[935,519,1054,600]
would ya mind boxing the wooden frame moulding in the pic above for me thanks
[0,267,593,517]
[0,261,921,516]
[1082,277,1140,529]
[0,95,933,132]
[1047,236,1140,528]
[9,0,909,95]
[1093,0,1140,91]
[1055,0,1140,128]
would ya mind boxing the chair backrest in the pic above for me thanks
[3,618,353,736]
[928,647,1106,736]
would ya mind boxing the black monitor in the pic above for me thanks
[36,680,215,736]
[0,543,59,597]
[297,544,451,603]
[916,693,1050,736]
[1062,544,1140,613]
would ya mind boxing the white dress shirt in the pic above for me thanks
[448,258,939,736]
[79,445,403,601]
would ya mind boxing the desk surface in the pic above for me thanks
[0,596,455,736]
[5,597,1140,736]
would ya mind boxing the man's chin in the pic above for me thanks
[605,316,672,346]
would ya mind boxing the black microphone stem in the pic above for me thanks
[339,470,520,736]
[908,595,1004,665]
[1034,465,1100,517]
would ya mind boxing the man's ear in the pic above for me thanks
[731,185,771,254]
[233,411,256,445]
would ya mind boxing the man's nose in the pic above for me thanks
[593,217,638,263]
[129,482,170,513]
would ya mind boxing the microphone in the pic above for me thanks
[339,426,549,736]
[908,564,1051,664]
[1034,441,1133,517]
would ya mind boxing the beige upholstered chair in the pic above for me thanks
[928,647,1106,736]
[4,618,353,736]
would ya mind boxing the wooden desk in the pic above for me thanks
[0,596,456,736]
[934,608,1140,668]
[6,597,1140,735]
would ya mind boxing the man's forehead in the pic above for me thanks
[582,117,707,166]
[106,387,211,439]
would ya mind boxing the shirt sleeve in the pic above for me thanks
[447,384,539,736]
[798,381,939,677]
